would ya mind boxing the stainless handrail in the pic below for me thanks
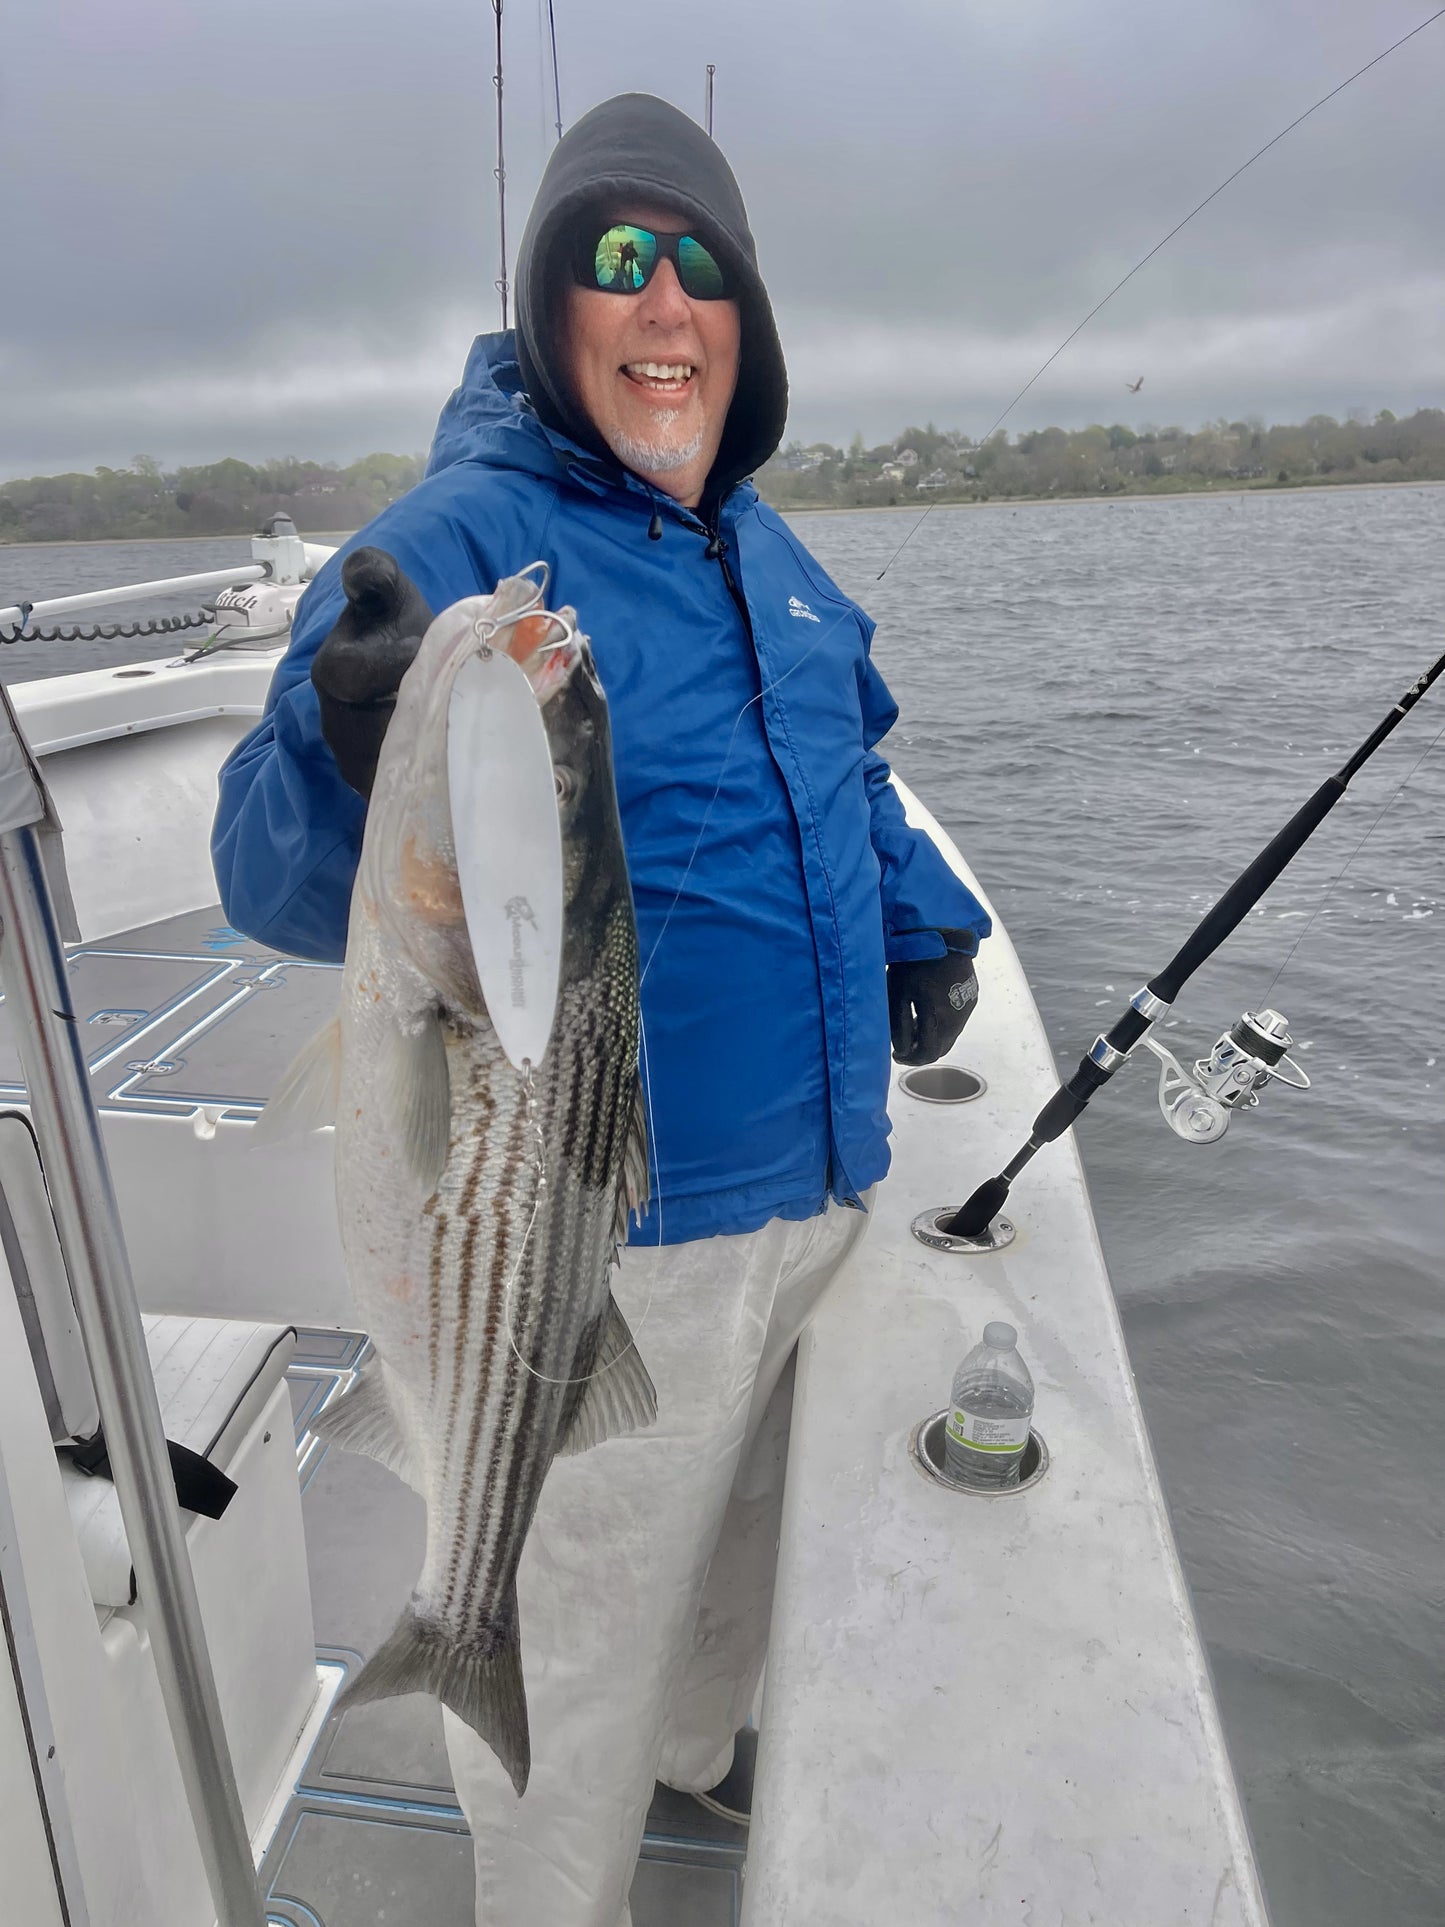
[0,690,264,1926]
[0,566,269,630]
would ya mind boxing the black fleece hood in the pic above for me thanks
[514,92,788,509]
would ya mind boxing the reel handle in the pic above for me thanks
[1142,1007,1310,1144]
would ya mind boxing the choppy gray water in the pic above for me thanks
[4,486,1442,1924]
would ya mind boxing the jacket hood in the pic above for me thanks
[512,91,788,510]
[426,334,563,481]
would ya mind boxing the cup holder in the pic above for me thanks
[910,1410,1049,1496]
[898,1065,986,1104]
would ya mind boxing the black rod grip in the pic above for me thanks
[941,1174,1012,1238]
[1102,1004,1153,1056]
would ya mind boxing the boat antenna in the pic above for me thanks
[546,0,563,142]
[705,63,716,137]
[875,3,1445,581]
[492,0,510,329]
[944,643,1445,1243]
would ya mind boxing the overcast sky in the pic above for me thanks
[3,0,1442,477]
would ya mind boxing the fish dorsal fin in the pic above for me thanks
[556,1292,657,1458]
[613,1077,650,1246]
[311,1364,423,1491]
[251,1017,342,1144]
[377,1010,451,1193]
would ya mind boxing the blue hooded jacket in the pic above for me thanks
[212,339,989,1242]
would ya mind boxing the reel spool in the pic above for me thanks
[1142,1007,1310,1143]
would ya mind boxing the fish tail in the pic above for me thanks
[339,1597,530,1795]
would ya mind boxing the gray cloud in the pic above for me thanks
[3,0,1441,475]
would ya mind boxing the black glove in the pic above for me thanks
[888,932,980,1066]
[310,547,434,798]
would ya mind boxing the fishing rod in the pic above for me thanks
[493,0,510,329]
[875,3,1445,582]
[546,0,563,143]
[941,642,1445,1246]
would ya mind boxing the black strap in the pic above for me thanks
[67,1431,237,1521]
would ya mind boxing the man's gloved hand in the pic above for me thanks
[888,931,980,1066]
[310,547,434,798]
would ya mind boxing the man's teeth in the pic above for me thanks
[625,362,694,381]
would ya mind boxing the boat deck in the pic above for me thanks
[0,906,743,1926]
[0,796,1272,1924]
[267,1329,744,1927]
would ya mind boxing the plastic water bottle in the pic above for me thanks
[944,1322,1034,1490]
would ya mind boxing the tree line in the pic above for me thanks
[0,453,425,545]
[755,408,1445,509]
[2,409,1442,542]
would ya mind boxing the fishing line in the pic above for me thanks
[467,583,659,1390]
[500,592,859,1389]
[639,601,858,989]
[1258,711,1445,1004]
[504,602,860,1388]
[874,4,1445,583]
[499,1023,661,1389]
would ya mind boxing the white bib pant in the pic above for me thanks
[443,1196,872,1925]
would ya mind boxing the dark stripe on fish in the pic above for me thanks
[428,1208,448,1392]
[446,1089,530,1615]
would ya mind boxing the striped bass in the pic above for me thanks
[262,553,655,1796]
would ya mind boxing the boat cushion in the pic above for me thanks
[0,1109,102,1445]
[60,1314,296,1609]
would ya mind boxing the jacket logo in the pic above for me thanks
[787,595,821,623]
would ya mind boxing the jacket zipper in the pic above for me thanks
[701,526,858,1210]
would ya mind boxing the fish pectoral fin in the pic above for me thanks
[377,1009,451,1191]
[338,1594,530,1797]
[613,1076,651,1245]
[557,1291,658,1457]
[311,1365,422,1490]
[251,1016,341,1143]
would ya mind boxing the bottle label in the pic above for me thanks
[947,1407,1030,1452]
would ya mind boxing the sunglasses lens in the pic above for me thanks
[677,235,726,299]
[593,224,656,293]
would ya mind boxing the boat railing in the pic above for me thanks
[0,515,337,645]
[0,683,266,1925]
[0,566,269,631]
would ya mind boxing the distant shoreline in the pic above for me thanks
[0,530,354,551]
[2,478,1442,549]
[778,475,1445,518]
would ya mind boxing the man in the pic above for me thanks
[213,92,989,1927]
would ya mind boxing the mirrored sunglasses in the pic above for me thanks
[576,223,729,301]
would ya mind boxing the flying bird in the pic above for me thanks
[1126,377,1144,394]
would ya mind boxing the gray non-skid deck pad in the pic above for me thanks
[0,905,339,1117]
[262,1803,737,1927]
[266,1328,744,1924]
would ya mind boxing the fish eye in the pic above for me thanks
[554,766,576,804]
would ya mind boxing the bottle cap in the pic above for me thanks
[983,1321,1017,1349]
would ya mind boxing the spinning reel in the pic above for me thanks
[1141,1007,1310,1144]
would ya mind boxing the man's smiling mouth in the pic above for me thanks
[622,361,695,393]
